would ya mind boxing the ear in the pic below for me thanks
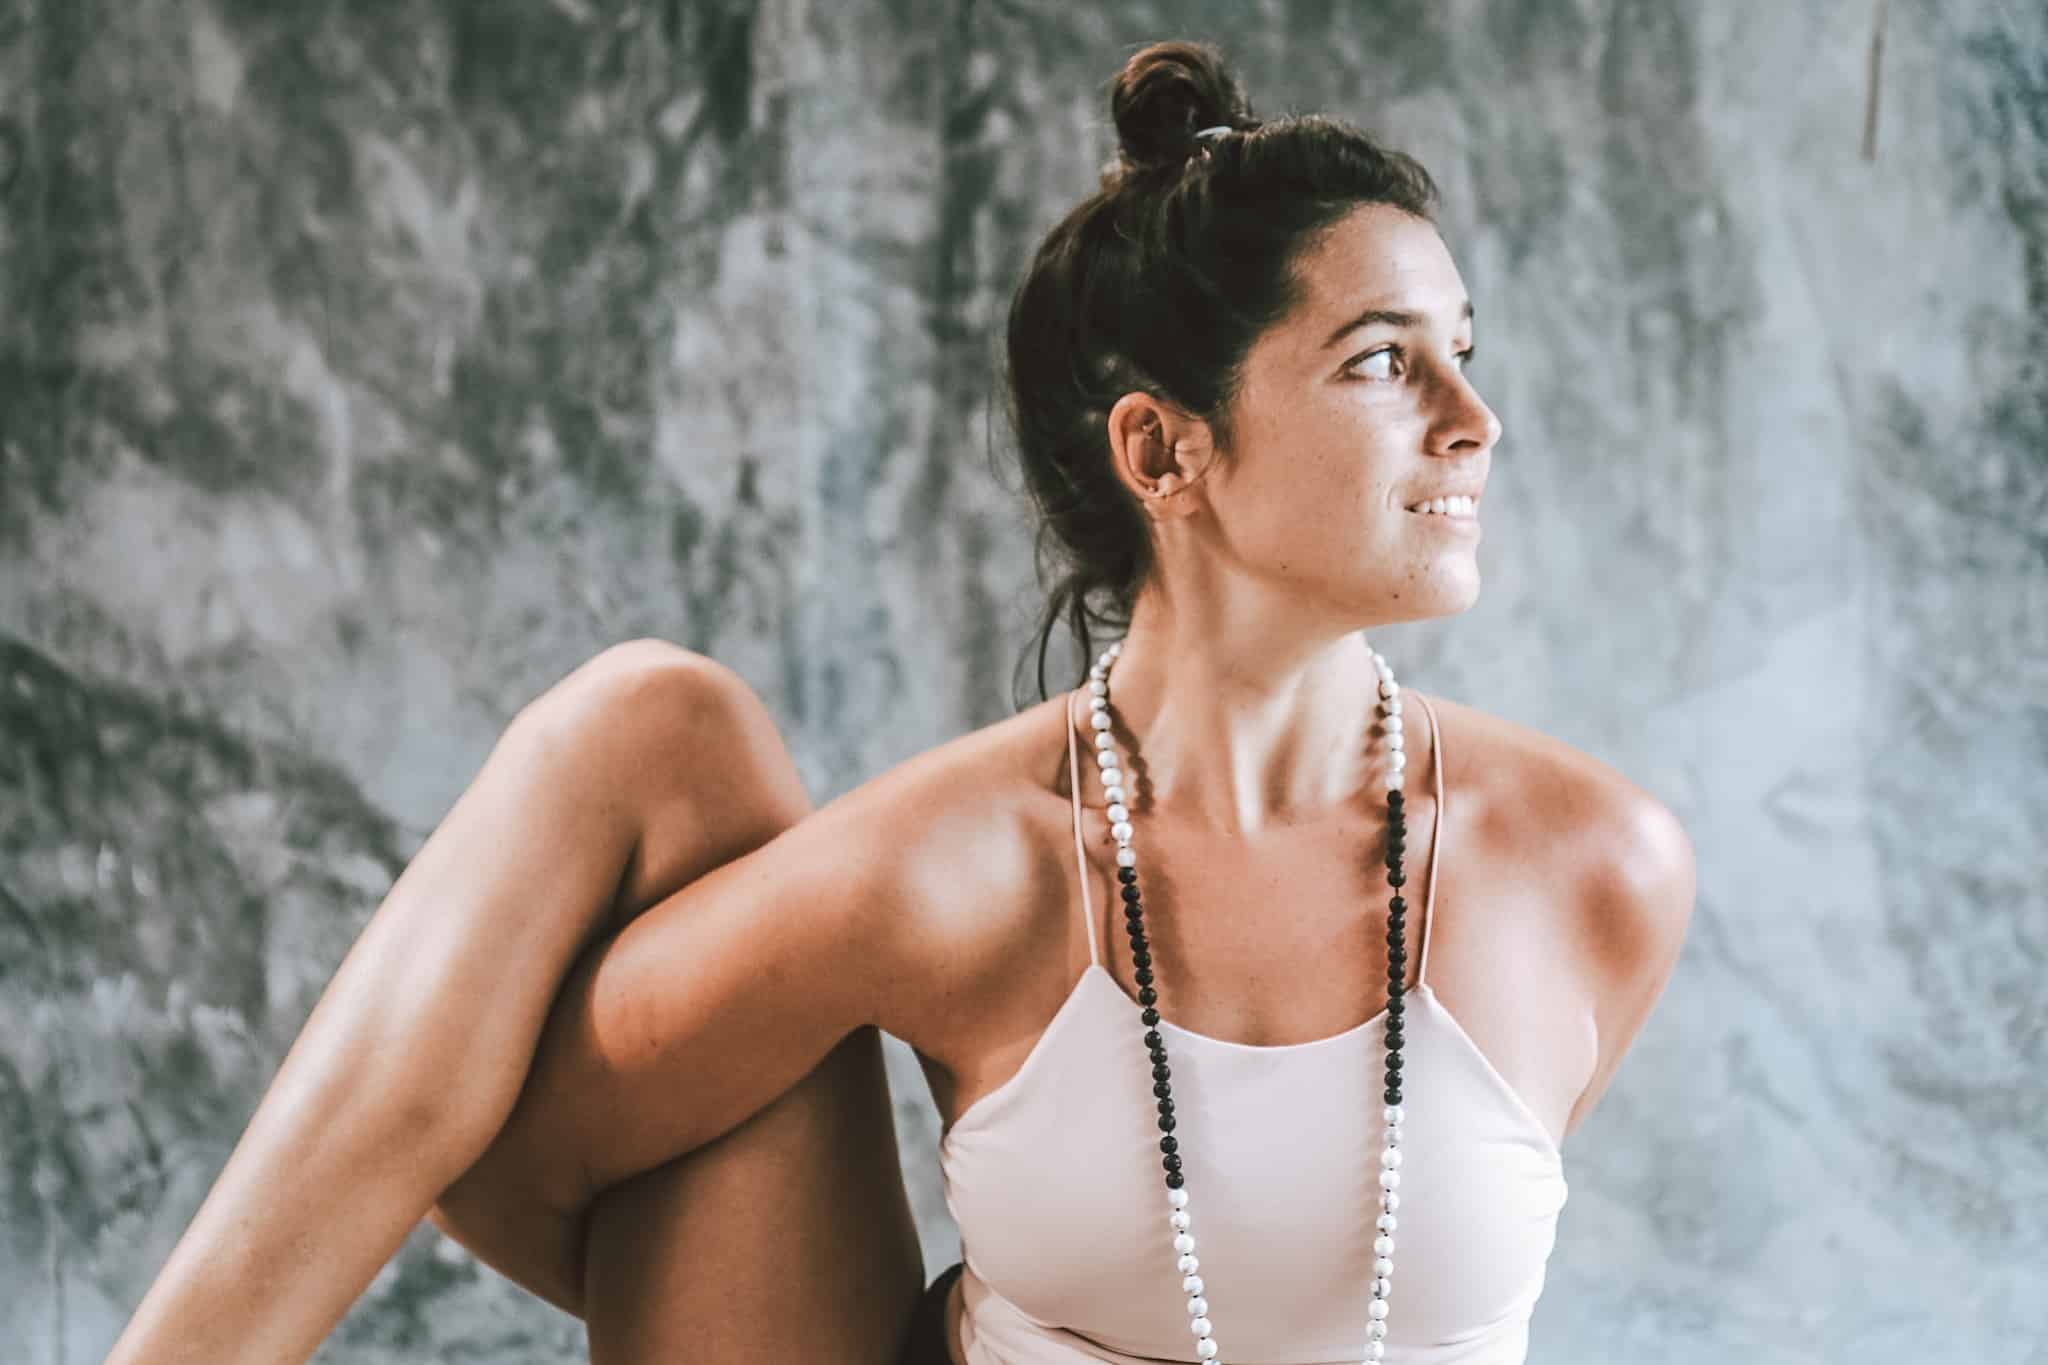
[1106,391,1217,522]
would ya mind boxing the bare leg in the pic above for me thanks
[582,1025,925,1363]
[432,648,926,1361]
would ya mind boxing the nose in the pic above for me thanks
[1430,363,1502,456]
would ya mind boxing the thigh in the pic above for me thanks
[579,665,924,1362]
[581,1023,926,1364]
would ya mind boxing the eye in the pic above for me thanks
[1344,345,1403,381]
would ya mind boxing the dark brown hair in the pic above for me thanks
[1008,39,1440,702]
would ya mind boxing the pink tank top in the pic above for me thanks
[938,689,1569,1364]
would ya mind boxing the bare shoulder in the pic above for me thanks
[1426,692,1696,1132]
[801,695,1079,1042]
[1426,692,1693,891]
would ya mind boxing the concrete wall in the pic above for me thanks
[2,1,2041,1360]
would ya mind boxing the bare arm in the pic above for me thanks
[1562,795,1697,1139]
[105,642,775,1365]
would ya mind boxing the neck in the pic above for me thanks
[1078,599,1394,835]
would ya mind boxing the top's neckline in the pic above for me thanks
[1085,961,1430,1054]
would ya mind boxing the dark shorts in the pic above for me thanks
[898,1261,966,1364]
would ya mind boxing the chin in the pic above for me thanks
[1351,573,1481,629]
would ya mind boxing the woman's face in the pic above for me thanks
[1174,202,1502,629]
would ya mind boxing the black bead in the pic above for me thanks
[1389,868,1406,887]
[1153,1062,1171,1082]
[1121,884,1141,904]
[1167,1172,1185,1189]
[1138,986,1157,1006]
[1157,1097,1174,1116]
[1385,1087,1402,1105]
[1159,1113,1177,1132]
[1134,968,1154,987]
[1118,866,1137,884]
[1389,895,1405,912]
[1155,1081,1172,1099]
[1160,1136,1178,1154]
[1142,1007,1160,1026]
[1388,789,1404,805]
[1144,1029,1163,1049]
[1149,1046,1167,1064]
[1387,1053,1403,1072]
[1163,1153,1182,1174]
[1132,950,1151,969]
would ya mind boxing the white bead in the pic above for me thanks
[1089,678,1107,695]
[1374,1256,1393,1276]
[1380,1148,1402,1168]
[1385,695,1401,715]
[1108,803,1129,823]
[1373,1276,1391,1298]
[1100,766,1123,788]
[1168,1187,1189,1209]
[1173,1233,1195,1254]
[1377,1213,1397,1233]
[1089,693,1108,710]
[1096,749,1117,768]
[1367,1342,1386,1360]
[1378,1169,1401,1190]
[1385,714,1403,733]
[1387,772,1404,792]
[1117,847,1136,867]
[1112,821,1133,842]
[1108,641,1122,656]
[1369,1321,1388,1341]
[1187,1296,1208,1317]
[1374,1234,1394,1256]
[1090,665,1106,680]
[1191,1315,1213,1337]
[1105,784,1126,806]
[1383,1190,1400,1211]
[1182,1274,1204,1295]
[1383,1104,1404,1124]
[1095,732,1117,750]
[1169,1209,1191,1231]
[1177,1253,1200,1274]
[1388,751,1406,771]
[1379,678,1399,698]
[1091,710,1112,732]
[1196,1339,1219,1360]
[1387,735,1404,755]
[1369,1299,1389,1321]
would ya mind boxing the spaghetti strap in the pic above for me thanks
[1414,691,1446,988]
[1066,688,1102,969]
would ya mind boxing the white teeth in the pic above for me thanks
[1410,494,1477,517]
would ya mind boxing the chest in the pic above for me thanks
[921,783,1596,1155]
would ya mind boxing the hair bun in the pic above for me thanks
[1109,40,1255,173]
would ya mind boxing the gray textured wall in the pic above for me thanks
[3,1,2043,1361]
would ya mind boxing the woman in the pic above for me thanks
[109,39,1694,1365]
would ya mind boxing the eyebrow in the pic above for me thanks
[1323,298,1475,350]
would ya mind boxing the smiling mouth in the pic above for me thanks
[1404,494,1479,520]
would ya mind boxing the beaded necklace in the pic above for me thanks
[1082,638,1412,1365]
